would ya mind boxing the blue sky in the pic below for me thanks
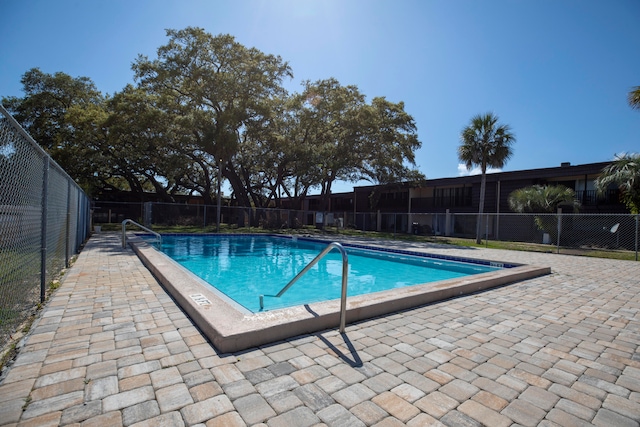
[1,0,639,193]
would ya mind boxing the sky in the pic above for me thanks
[1,0,639,194]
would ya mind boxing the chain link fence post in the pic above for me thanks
[40,157,49,303]
[485,213,489,247]
[203,204,207,229]
[556,208,562,254]
[65,180,72,268]
[636,214,640,261]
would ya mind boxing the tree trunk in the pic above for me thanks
[123,172,144,198]
[223,163,251,208]
[476,170,487,244]
[201,191,213,206]
[320,178,334,229]
[145,175,174,203]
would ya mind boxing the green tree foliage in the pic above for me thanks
[4,28,424,212]
[132,27,293,210]
[508,185,580,242]
[62,98,111,193]
[361,97,425,210]
[362,97,424,185]
[286,79,423,213]
[508,185,581,213]
[62,83,198,199]
[2,68,103,152]
[459,113,515,243]
[2,69,215,199]
[629,86,640,110]
[595,153,640,214]
[238,95,311,209]
[102,85,198,201]
[292,78,367,211]
[1,68,105,190]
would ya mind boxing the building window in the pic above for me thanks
[434,187,472,207]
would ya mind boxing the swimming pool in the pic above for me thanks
[128,233,550,352]
[160,235,500,312]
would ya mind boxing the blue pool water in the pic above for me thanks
[159,235,500,312]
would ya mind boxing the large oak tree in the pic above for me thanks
[4,28,424,217]
[132,27,293,212]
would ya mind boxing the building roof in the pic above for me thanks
[353,161,612,191]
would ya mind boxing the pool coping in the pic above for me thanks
[129,234,551,353]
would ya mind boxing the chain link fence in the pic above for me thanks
[97,201,638,260]
[409,212,639,259]
[0,105,90,347]
[96,202,399,233]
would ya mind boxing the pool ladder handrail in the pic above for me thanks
[260,242,349,333]
[121,219,162,249]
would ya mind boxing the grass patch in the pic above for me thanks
[0,341,18,372]
[0,273,73,371]
[22,395,31,411]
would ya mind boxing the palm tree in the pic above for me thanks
[508,185,580,243]
[595,153,640,214]
[459,113,515,243]
[628,86,640,110]
[508,185,581,213]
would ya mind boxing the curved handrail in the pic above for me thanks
[260,242,349,332]
[122,219,161,249]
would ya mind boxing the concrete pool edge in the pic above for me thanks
[129,237,551,353]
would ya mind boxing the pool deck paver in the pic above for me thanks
[0,233,639,426]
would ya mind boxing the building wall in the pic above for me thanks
[350,162,627,215]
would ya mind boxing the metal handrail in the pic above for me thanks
[122,219,162,249]
[260,242,349,332]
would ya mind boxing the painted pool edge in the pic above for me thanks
[129,235,551,353]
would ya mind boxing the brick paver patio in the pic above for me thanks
[0,233,638,426]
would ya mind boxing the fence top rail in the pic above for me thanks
[0,104,84,194]
[477,213,638,217]
[93,200,637,219]
[426,212,637,217]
